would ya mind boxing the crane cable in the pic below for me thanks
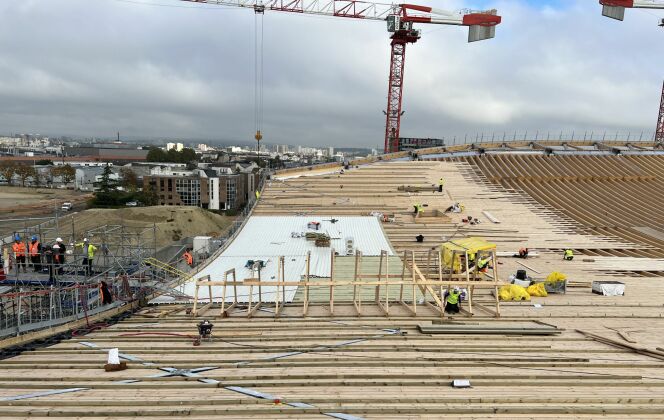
[254,8,265,150]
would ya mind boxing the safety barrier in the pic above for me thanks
[0,283,122,338]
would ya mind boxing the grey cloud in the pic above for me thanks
[0,0,662,146]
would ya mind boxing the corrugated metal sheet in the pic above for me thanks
[165,216,393,304]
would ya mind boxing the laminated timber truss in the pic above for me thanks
[192,249,503,318]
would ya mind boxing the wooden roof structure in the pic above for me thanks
[2,152,664,418]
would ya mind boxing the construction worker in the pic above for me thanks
[445,202,463,213]
[183,249,193,267]
[43,245,55,284]
[477,255,490,273]
[412,203,424,216]
[12,235,27,273]
[445,287,462,314]
[438,177,445,193]
[53,237,66,275]
[255,190,261,200]
[0,247,6,281]
[563,249,574,261]
[518,247,529,259]
[29,235,42,272]
[467,252,476,269]
[99,280,113,305]
[75,238,97,276]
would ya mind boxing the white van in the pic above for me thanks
[61,202,73,211]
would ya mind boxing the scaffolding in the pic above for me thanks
[0,215,170,340]
[0,213,156,285]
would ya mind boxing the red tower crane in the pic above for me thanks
[599,1,664,143]
[180,1,501,153]
[657,81,664,143]
[600,0,664,21]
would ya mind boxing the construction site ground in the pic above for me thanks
[0,186,89,216]
[2,155,664,418]
[56,206,235,248]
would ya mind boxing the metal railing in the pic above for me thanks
[0,282,124,338]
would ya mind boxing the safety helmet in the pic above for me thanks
[14,234,20,241]
[56,237,63,242]
[83,238,88,242]
[31,235,37,241]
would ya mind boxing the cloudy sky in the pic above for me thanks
[0,0,662,148]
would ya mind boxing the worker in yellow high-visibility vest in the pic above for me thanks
[438,177,445,193]
[445,287,462,314]
[412,203,424,216]
[75,238,97,277]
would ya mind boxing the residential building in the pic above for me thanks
[166,143,184,151]
[143,168,258,210]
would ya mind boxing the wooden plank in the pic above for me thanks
[516,260,542,274]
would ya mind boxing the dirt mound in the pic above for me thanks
[60,206,233,248]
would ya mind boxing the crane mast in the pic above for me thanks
[181,1,501,153]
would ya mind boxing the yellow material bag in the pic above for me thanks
[498,284,531,301]
[546,271,567,283]
[526,283,548,297]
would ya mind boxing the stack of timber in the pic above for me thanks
[1,313,664,418]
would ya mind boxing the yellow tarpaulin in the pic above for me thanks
[441,237,496,272]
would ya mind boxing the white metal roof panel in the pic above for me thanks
[159,216,393,304]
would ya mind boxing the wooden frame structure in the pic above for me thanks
[439,238,501,317]
[191,249,504,318]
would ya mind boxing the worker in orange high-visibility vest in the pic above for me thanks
[12,235,27,273]
[183,249,193,267]
[29,235,42,272]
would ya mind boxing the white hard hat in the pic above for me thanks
[56,237,63,242]
[83,238,88,242]
[453,286,460,292]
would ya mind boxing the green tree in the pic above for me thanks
[146,147,197,164]
[0,161,17,185]
[180,148,196,163]
[166,148,179,163]
[146,147,166,162]
[94,164,119,193]
[119,167,139,192]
